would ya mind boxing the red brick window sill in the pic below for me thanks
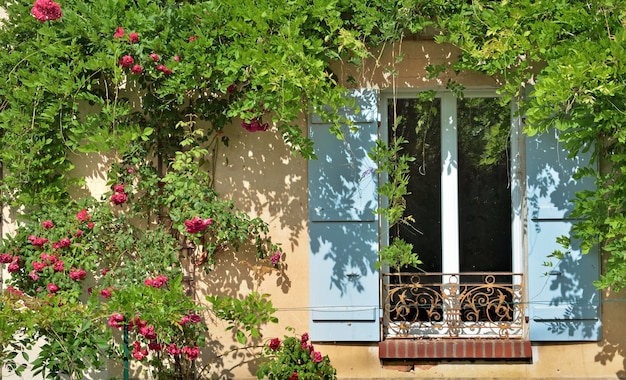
[379,339,532,361]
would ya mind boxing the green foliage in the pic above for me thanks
[256,330,337,380]
[0,0,427,209]
[0,0,432,377]
[0,290,34,377]
[207,292,278,344]
[430,0,626,290]
[377,238,422,269]
[0,188,280,378]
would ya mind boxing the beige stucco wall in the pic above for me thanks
[3,35,626,380]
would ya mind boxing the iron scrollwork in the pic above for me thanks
[384,272,524,338]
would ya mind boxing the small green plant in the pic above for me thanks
[207,292,278,344]
[256,330,337,380]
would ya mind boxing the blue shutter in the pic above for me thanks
[526,129,601,341]
[308,89,380,341]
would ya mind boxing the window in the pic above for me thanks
[383,92,522,338]
[386,93,514,274]
[308,89,601,343]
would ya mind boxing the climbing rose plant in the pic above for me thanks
[256,331,337,380]
[0,0,433,378]
[0,178,283,378]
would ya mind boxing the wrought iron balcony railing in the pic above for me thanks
[383,272,524,339]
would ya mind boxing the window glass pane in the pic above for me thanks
[388,98,442,272]
[457,97,512,272]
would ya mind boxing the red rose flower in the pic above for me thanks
[111,192,128,205]
[131,64,143,74]
[149,53,160,62]
[269,337,281,351]
[7,263,19,272]
[114,27,125,39]
[69,268,87,281]
[47,283,59,293]
[118,55,134,68]
[129,32,139,43]
[76,209,90,221]
[31,0,62,22]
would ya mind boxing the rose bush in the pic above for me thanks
[256,331,337,380]
[0,151,283,379]
[0,0,425,378]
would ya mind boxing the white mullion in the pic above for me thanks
[441,93,459,275]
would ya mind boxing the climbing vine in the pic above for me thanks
[428,0,626,290]
[0,0,433,378]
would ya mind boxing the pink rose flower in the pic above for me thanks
[7,263,19,272]
[312,351,323,363]
[53,260,64,272]
[29,271,39,280]
[58,238,71,248]
[40,253,57,263]
[47,283,59,293]
[166,343,181,356]
[149,53,160,62]
[188,35,198,42]
[144,275,168,288]
[300,332,309,344]
[69,268,87,280]
[139,325,157,340]
[100,288,112,298]
[42,220,54,229]
[118,55,134,68]
[184,217,212,234]
[242,118,269,132]
[31,0,62,22]
[173,55,180,62]
[129,32,139,43]
[288,372,298,380]
[183,346,199,360]
[32,261,46,272]
[179,315,191,325]
[114,27,125,39]
[76,209,90,221]
[6,286,24,297]
[113,184,125,193]
[0,254,13,263]
[131,64,143,74]
[155,64,173,75]
[87,222,95,229]
[132,346,148,361]
[29,236,49,247]
[74,229,83,237]
[270,251,281,266]
[108,313,124,328]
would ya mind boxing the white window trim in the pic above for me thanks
[380,89,526,338]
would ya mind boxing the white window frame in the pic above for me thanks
[380,89,525,338]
